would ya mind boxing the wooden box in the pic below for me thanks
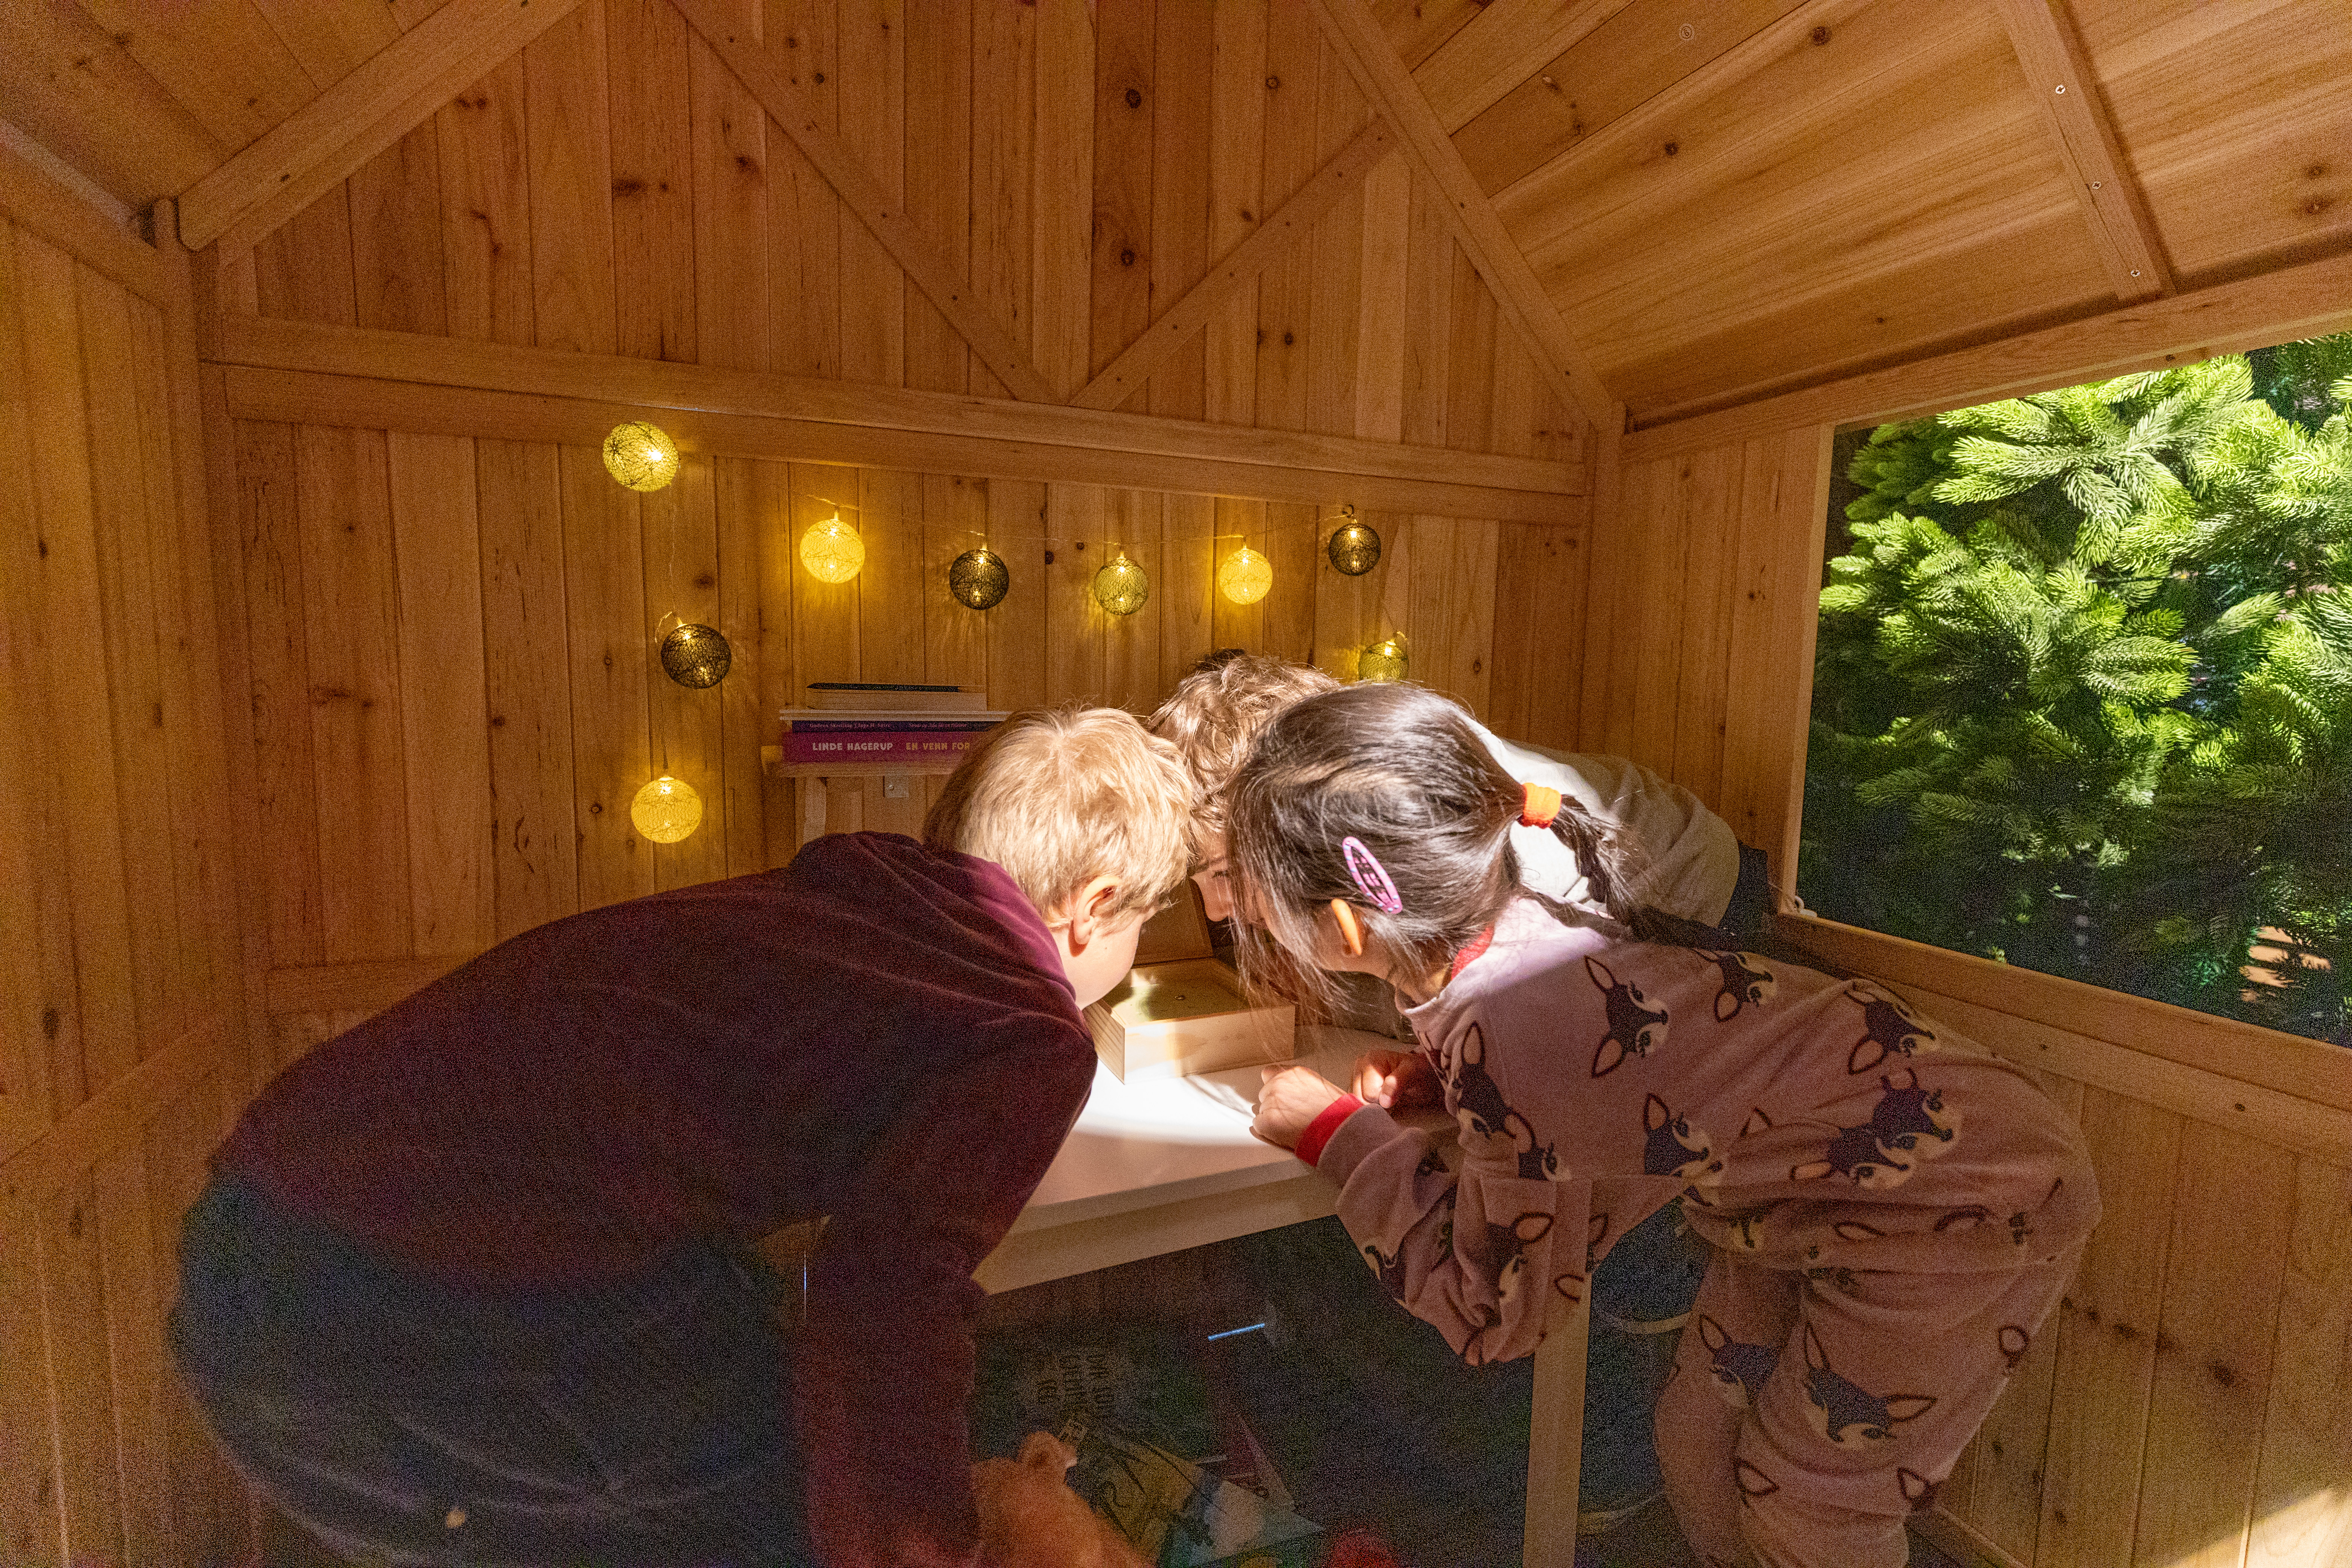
[1084,883,1296,1081]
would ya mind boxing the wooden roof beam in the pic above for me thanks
[176,0,586,254]
[1075,119,1397,412]
[670,0,1056,404]
[1306,0,1622,436]
[1991,0,2173,302]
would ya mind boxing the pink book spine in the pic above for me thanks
[781,729,983,766]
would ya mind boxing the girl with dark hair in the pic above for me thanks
[1227,683,2098,1568]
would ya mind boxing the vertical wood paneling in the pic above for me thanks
[524,1,618,354]
[294,426,412,961]
[1044,485,1107,705]
[1090,0,1155,387]
[388,431,492,954]
[1030,0,1093,401]
[1261,499,1317,666]
[559,443,654,911]
[985,479,1050,712]
[0,1179,61,1566]
[477,438,579,936]
[2248,1158,2352,1566]
[607,0,697,363]
[17,232,136,1105]
[765,0,841,380]
[1161,492,1216,688]
[1204,0,1265,428]
[714,456,774,876]
[0,223,64,1153]
[1210,495,1267,653]
[436,56,537,346]
[1664,446,1739,802]
[968,0,1032,401]
[91,1145,168,1564]
[39,1173,124,1566]
[1146,0,1210,420]
[143,1073,244,1568]
[232,419,322,969]
[690,28,770,372]
[644,455,729,888]
[903,0,970,395]
[1398,176,1455,449]
[1304,34,1366,441]
[790,461,861,695]
[836,0,905,388]
[1253,0,1319,435]
[2136,1125,2294,1568]
[348,123,449,335]
[1487,523,1586,749]
[1103,488,1162,714]
[1355,151,1412,443]
[73,266,179,1065]
[1444,246,1497,453]
[252,186,356,326]
[922,474,988,691]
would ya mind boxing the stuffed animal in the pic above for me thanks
[971,1431,1150,1568]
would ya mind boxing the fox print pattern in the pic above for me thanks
[1845,983,1938,1074]
[1587,956,1669,1076]
[1703,951,1776,1022]
[1801,1324,1936,1447]
[1643,1094,1724,1186]
[1697,1314,1779,1409]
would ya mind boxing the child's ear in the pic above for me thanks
[1064,873,1123,944]
[1328,898,1366,957]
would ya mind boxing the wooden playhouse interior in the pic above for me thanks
[3,0,2349,1562]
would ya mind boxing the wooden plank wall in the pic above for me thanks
[0,155,256,1567]
[214,420,1586,1029]
[211,0,1585,464]
[1584,421,2352,1566]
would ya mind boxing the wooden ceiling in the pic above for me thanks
[6,0,2347,430]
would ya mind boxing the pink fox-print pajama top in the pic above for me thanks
[1310,899,2099,1568]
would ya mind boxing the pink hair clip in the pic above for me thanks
[1340,836,1403,914]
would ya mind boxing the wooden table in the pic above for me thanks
[975,1027,1592,1568]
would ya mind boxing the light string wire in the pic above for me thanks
[780,485,1363,558]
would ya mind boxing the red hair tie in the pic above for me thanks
[1521,783,1563,829]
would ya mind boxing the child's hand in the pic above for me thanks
[1252,1066,1347,1148]
[1351,1049,1440,1110]
[972,1433,1147,1568]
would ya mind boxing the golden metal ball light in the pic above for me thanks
[602,421,681,492]
[1093,551,1149,616]
[1357,635,1409,683]
[1328,521,1382,576]
[658,623,731,688]
[949,547,1010,609]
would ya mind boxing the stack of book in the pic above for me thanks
[778,682,1006,768]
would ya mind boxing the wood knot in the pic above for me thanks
[1120,248,1135,266]
[2210,1360,2236,1387]
[1811,26,1831,44]
[1125,87,1142,109]
[41,1008,58,1038]
[1664,141,1680,156]
[1265,75,1280,90]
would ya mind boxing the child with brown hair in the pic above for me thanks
[1231,682,2097,1567]
[170,707,1192,1568]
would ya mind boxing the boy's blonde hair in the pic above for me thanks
[923,706,1193,923]
[1147,651,1340,837]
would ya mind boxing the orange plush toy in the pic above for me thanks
[971,1432,1150,1568]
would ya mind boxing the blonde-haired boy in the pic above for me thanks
[172,706,1189,1568]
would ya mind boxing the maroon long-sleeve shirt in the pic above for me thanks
[216,832,1096,1568]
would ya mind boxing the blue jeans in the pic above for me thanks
[170,1174,812,1568]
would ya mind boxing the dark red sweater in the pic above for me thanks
[217,832,1096,1568]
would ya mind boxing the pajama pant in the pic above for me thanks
[1654,1246,2080,1568]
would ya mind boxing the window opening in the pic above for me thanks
[1801,333,2352,1047]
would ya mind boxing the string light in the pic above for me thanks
[1357,635,1409,683]
[948,547,1010,609]
[1217,545,1273,605]
[1327,507,1382,576]
[799,513,866,583]
[602,421,681,492]
[1093,551,1150,615]
[630,776,703,842]
[658,623,731,688]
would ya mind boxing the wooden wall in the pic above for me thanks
[1586,279,2352,1566]
[0,155,255,1568]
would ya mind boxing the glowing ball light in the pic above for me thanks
[799,514,866,583]
[949,547,1010,609]
[1328,520,1382,576]
[1217,545,1273,605]
[602,421,681,492]
[1092,551,1150,616]
[631,776,704,844]
[1357,635,1410,683]
[658,623,731,688]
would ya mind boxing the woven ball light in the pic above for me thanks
[658,623,731,688]
[1357,635,1410,683]
[1092,551,1149,616]
[630,776,703,843]
[949,547,1010,609]
[799,514,866,583]
[602,421,681,492]
[1217,545,1273,605]
[1328,519,1383,576]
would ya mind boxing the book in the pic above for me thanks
[804,681,989,714]
[786,718,1001,733]
[780,729,987,766]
